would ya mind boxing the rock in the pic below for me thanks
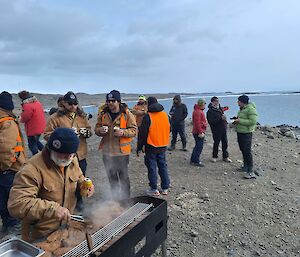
[201,193,209,201]
[267,133,275,139]
[270,180,277,185]
[190,230,198,237]
[280,127,291,134]
[284,131,296,138]
[261,125,274,132]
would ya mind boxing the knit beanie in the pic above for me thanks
[106,90,121,102]
[238,94,249,104]
[0,91,14,111]
[18,90,31,100]
[147,96,158,107]
[63,91,78,105]
[47,128,79,154]
[197,98,206,106]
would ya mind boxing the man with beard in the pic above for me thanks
[8,128,94,242]
[168,95,188,151]
[206,96,232,163]
[0,91,26,235]
[95,90,137,200]
[44,91,92,211]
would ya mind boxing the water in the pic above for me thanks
[83,93,300,126]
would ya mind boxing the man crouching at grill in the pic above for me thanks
[7,128,94,242]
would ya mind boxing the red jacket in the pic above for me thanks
[20,97,46,136]
[192,104,207,134]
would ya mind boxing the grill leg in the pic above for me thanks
[161,241,167,257]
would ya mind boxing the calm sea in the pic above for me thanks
[83,93,300,127]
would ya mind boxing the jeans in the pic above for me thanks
[0,170,19,228]
[237,133,253,170]
[144,152,170,190]
[76,159,87,204]
[103,155,130,200]
[28,135,44,156]
[190,134,204,164]
[211,128,229,159]
[171,123,187,148]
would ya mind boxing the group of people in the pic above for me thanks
[0,89,257,243]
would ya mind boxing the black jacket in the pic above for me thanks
[137,103,168,154]
[206,103,227,131]
[169,95,188,125]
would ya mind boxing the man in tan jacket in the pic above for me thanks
[8,128,94,242]
[131,95,148,130]
[95,90,137,200]
[0,91,26,234]
[44,91,92,211]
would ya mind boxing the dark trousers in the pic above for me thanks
[28,135,44,156]
[144,152,170,190]
[76,159,87,203]
[171,123,187,148]
[190,134,204,164]
[103,155,130,200]
[211,128,229,159]
[0,170,19,228]
[237,133,253,169]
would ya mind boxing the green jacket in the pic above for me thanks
[236,102,258,133]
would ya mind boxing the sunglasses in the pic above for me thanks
[67,102,78,106]
[107,99,117,103]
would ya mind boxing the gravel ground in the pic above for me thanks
[1,115,299,257]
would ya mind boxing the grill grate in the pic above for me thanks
[62,202,153,257]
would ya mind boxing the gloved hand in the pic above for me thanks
[79,128,92,138]
[71,127,79,137]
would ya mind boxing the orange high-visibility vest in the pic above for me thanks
[101,112,132,154]
[147,112,170,147]
[0,116,24,162]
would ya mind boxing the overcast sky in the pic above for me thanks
[0,0,299,94]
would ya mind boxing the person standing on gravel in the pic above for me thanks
[94,90,137,200]
[137,97,170,196]
[0,91,26,235]
[168,95,188,151]
[18,90,46,156]
[44,91,93,211]
[206,96,232,163]
[232,94,258,179]
[131,95,148,131]
[190,98,207,167]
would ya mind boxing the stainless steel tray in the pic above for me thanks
[0,238,44,257]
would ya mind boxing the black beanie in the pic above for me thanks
[0,91,14,111]
[106,90,121,102]
[238,94,249,104]
[47,128,79,154]
[147,96,158,107]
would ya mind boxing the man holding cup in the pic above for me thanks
[44,91,92,211]
[95,90,137,200]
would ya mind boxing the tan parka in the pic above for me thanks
[0,108,26,172]
[94,104,137,156]
[44,107,92,161]
[131,103,148,127]
[8,148,85,241]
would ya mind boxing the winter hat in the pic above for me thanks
[47,128,79,154]
[18,90,31,100]
[197,98,206,106]
[138,95,146,101]
[147,96,158,107]
[238,94,249,104]
[211,96,219,102]
[106,90,121,102]
[63,91,78,105]
[0,91,14,111]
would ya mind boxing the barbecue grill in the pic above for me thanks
[61,196,167,257]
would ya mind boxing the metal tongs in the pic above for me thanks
[70,214,85,223]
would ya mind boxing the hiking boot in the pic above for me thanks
[223,158,232,163]
[161,189,168,195]
[191,162,205,167]
[211,158,217,163]
[244,172,256,179]
[237,165,248,172]
[146,189,160,197]
[181,147,188,152]
[168,145,175,151]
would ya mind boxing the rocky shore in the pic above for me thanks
[1,105,299,256]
